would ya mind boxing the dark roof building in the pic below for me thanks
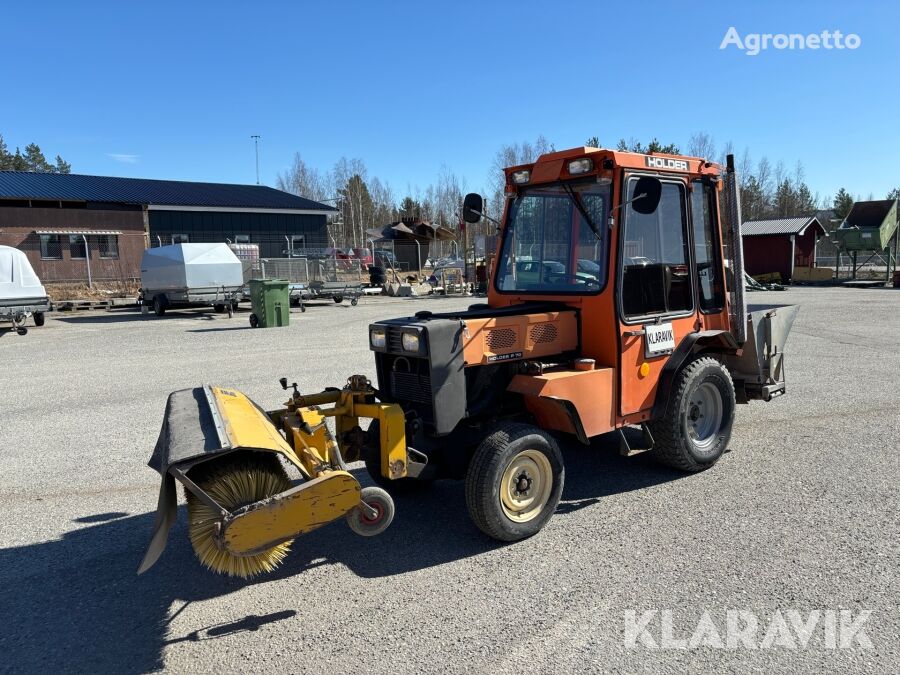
[0,171,336,283]
[741,215,827,283]
[0,172,336,211]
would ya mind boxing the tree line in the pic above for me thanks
[6,127,895,244]
[0,134,71,173]
[276,154,467,249]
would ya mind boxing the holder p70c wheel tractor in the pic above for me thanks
[139,147,797,578]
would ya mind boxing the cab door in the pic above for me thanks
[617,175,697,416]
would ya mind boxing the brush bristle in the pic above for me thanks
[186,454,293,578]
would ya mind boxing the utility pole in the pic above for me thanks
[251,135,261,184]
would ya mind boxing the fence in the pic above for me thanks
[243,257,365,285]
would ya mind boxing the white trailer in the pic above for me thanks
[0,245,51,335]
[140,243,244,316]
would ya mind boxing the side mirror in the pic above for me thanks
[463,193,483,223]
[631,176,662,215]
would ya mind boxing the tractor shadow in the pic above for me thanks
[0,433,684,674]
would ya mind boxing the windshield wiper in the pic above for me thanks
[561,183,603,241]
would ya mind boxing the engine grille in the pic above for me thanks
[530,323,558,344]
[388,327,404,352]
[390,371,432,404]
[485,327,517,351]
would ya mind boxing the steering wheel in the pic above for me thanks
[547,273,598,287]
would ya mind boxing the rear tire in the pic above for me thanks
[33,312,45,327]
[333,295,343,304]
[153,296,166,316]
[648,355,736,472]
[249,313,259,328]
[465,422,564,542]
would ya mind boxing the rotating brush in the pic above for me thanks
[186,453,293,578]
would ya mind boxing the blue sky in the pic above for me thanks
[3,0,897,202]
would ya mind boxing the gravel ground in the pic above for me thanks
[0,288,897,674]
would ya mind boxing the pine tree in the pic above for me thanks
[832,188,854,221]
[0,134,10,169]
[0,134,72,172]
[23,143,54,172]
[55,155,72,174]
[399,196,421,220]
[614,138,680,154]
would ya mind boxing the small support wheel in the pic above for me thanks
[227,303,234,318]
[350,297,358,306]
[33,312,45,327]
[249,313,259,328]
[346,486,395,537]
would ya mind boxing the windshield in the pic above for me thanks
[495,181,610,294]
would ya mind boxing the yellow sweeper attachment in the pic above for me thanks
[138,376,410,578]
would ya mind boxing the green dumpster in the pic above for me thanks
[248,279,290,328]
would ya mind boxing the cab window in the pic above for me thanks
[691,180,725,312]
[621,179,693,318]
[494,182,610,294]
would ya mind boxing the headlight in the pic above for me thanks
[370,327,386,349]
[510,170,531,185]
[401,331,420,352]
[568,158,593,175]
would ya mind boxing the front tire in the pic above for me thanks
[465,423,564,542]
[153,296,166,316]
[648,355,736,472]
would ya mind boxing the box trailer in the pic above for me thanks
[140,243,244,317]
[0,245,51,335]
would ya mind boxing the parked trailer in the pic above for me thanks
[0,245,51,335]
[140,244,244,317]
[307,280,364,306]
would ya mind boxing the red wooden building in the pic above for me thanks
[742,216,827,283]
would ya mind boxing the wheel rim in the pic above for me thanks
[686,382,724,451]
[499,449,553,523]
[362,501,384,524]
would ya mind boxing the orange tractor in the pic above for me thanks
[141,147,797,576]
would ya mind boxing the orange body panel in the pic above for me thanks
[489,145,733,431]
[461,311,578,366]
[508,367,615,439]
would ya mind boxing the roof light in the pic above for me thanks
[510,170,531,185]
[568,158,593,175]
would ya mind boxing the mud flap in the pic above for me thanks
[137,473,178,574]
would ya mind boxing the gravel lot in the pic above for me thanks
[1,288,897,674]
